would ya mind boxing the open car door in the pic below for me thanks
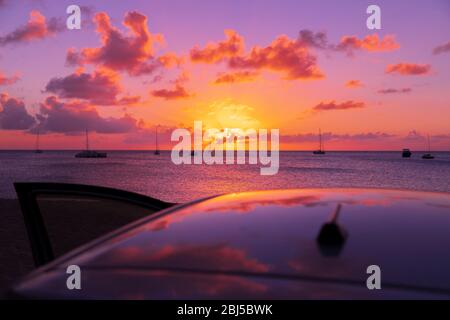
[14,182,175,268]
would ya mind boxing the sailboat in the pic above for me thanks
[313,129,325,154]
[422,134,434,159]
[34,129,43,154]
[75,129,107,158]
[154,125,160,155]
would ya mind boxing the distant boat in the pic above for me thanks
[75,129,107,158]
[154,125,160,155]
[402,148,411,158]
[34,130,43,154]
[313,129,325,154]
[422,135,434,160]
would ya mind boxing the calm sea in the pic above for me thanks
[0,151,449,202]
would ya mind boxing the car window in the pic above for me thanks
[36,193,155,258]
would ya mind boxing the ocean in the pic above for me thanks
[0,151,449,202]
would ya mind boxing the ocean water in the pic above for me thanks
[0,151,449,202]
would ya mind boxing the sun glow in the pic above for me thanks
[203,100,261,131]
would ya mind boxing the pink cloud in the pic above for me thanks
[336,34,400,54]
[313,100,365,111]
[190,30,244,63]
[36,96,140,134]
[229,35,324,80]
[0,72,19,86]
[378,88,412,94]
[150,71,192,100]
[433,41,450,55]
[190,30,401,82]
[151,85,191,100]
[0,10,64,46]
[214,71,258,84]
[45,69,139,106]
[0,93,36,130]
[66,11,168,76]
[191,30,324,80]
[345,80,363,88]
[386,63,431,76]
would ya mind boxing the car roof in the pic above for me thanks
[11,188,450,299]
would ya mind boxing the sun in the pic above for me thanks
[203,99,261,131]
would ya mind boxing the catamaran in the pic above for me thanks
[75,129,107,158]
[422,134,434,159]
[313,128,325,154]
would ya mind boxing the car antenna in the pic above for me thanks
[317,203,348,255]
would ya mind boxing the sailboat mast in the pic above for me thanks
[427,134,431,152]
[155,126,158,151]
[86,129,89,151]
[319,128,322,151]
[36,130,40,151]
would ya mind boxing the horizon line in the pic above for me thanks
[1,149,449,152]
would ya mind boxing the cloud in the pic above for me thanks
[116,95,141,105]
[433,41,450,55]
[0,10,64,46]
[151,84,191,100]
[158,52,184,68]
[0,71,19,86]
[190,30,399,82]
[313,100,365,111]
[296,29,329,49]
[36,96,140,134]
[151,71,192,100]
[190,30,244,63]
[45,69,119,105]
[191,30,324,80]
[345,80,363,88]
[228,35,324,80]
[297,30,400,54]
[386,63,431,76]
[66,11,168,76]
[282,131,395,143]
[378,88,412,94]
[44,69,139,106]
[214,71,258,84]
[0,93,36,130]
[336,34,400,54]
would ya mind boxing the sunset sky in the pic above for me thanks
[0,0,449,150]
